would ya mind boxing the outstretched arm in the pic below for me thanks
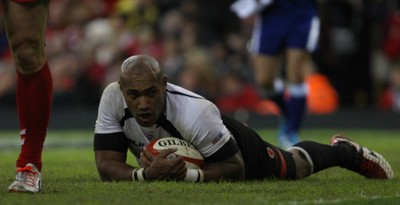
[95,150,133,181]
[94,132,135,181]
[202,151,245,182]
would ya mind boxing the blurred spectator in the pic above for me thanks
[0,0,398,115]
[114,0,160,32]
[315,0,381,108]
[376,2,400,112]
[161,36,184,84]
[126,25,163,59]
[378,60,400,112]
[178,48,218,101]
[215,71,260,113]
[0,60,15,104]
[303,58,339,114]
[383,10,400,60]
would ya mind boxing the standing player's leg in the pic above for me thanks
[251,54,284,107]
[250,15,291,148]
[283,16,320,146]
[284,49,309,145]
[4,0,52,193]
[252,54,291,148]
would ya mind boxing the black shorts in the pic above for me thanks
[221,115,296,180]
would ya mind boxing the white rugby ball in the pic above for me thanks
[146,137,205,169]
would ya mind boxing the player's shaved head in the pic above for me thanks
[119,55,168,127]
[120,55,163,82]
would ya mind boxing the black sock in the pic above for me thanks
[257,86,287,116]
[270,92,288,117]
[294,141,355,173]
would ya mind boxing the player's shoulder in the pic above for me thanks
[166,83,219,123]
[101,82,121,98]
[166,83,205,99]
[99,82,125,109]
[166,83,213,111]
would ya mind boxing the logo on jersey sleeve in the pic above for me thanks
[267,147,275,159]
[212,132,223,144]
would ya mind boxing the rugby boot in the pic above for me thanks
[331,135,393,179]
[8,163,42,193]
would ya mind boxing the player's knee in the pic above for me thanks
[287,147,313,179]
[10,36,44,74]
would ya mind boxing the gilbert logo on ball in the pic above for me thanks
[147,137,205,169]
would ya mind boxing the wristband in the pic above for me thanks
[184,169,204,183]
[132,168,147,181]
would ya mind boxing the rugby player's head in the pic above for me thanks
[119,55,167,127]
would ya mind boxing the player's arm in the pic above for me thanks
[95,149,187,182]
[185,104,246,182]
[141,137,245,182]
[201,138,246,182]
[194,105,246,182]
[94,132,187,181]
[94,132,133,181]
[95,150,133,181]
[139,147,187,181]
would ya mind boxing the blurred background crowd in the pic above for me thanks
[0,0,400,115]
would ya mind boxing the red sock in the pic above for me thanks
[16,61,53,171]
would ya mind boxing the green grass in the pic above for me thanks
[0,129,399,205]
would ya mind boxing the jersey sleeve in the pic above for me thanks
[95,83,124,134]
[187,103,235,158]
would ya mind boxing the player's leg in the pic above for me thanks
[250,15,290,148]
[251,54,284,110]
[250,14,285,104]
[288,135,393,179]
[4,0,52,193]
[284,49,309,145]
[252,54,291,148]
[283,15,320,146]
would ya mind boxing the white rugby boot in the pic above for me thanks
[8,163,42,193]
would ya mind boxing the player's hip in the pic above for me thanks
[250,15,320,54]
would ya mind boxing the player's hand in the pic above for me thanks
[140,146,153,168]
[142,148,187,181]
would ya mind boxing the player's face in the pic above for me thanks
[121,73,167,127]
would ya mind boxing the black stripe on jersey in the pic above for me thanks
[119,108,133,127]
[156,114,184,140]
[93,132,129,153]
[167,89,204,99]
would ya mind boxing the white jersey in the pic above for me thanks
[95,82,232,161]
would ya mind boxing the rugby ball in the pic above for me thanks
[146,137,205,169]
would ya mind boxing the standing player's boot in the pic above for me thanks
[277,117,292,149]
[285,83,307,146]
[269,87,292,149]
[331,135,394,179]
[288,131,300,145]
[8,163,42,193]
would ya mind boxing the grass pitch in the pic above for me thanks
[0,129,399,205]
